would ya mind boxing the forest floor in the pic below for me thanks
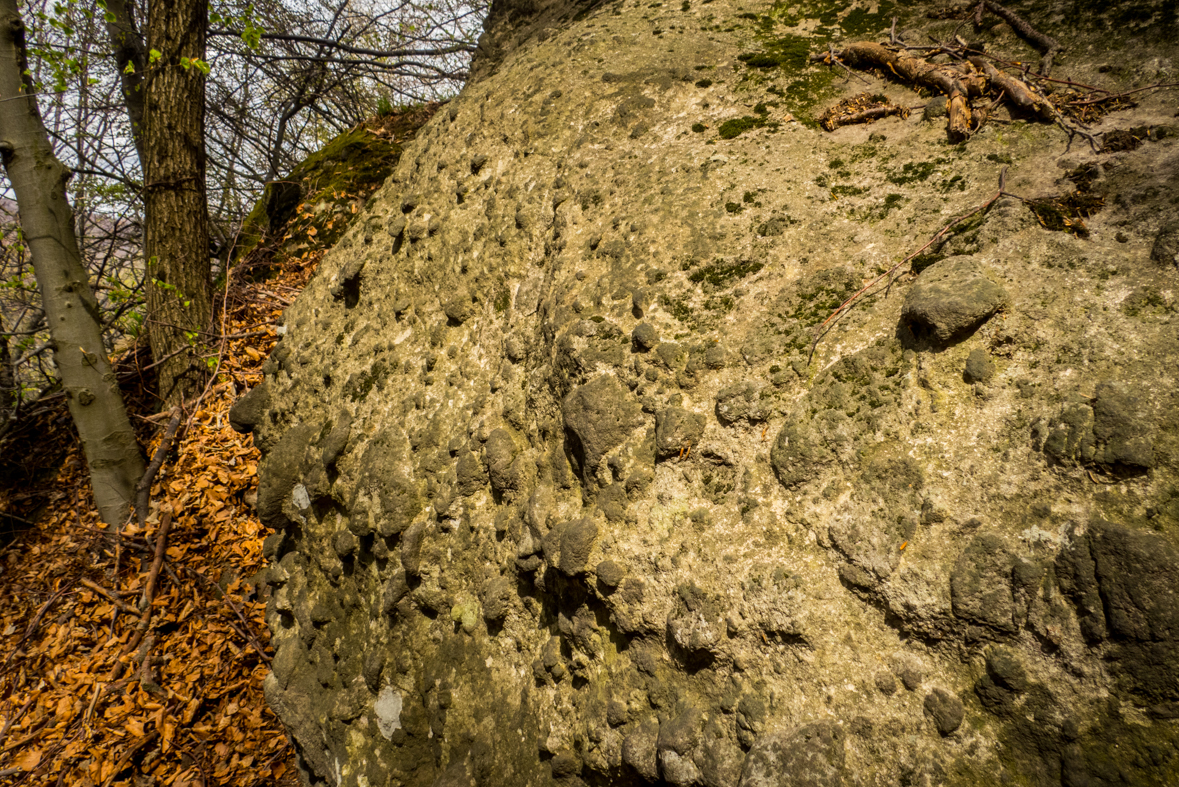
[0,104,440,787]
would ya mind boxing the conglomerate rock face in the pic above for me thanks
[236,0,1179,783]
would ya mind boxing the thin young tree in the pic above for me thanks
[0,0,144,525]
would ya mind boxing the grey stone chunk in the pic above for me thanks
[1151,220,1179,267]
[320,412,352,469]
[660,750,702,785]
[262,532,286,560]
[874,671,897,695]
[256,423,315,530]
[1059,515,1179,713]
[550,751,581,778]
[263,675,332,780]
[655,407,706,459]
[400,522,425,576]
[658,705,702,755]
[362,651,385,692]
[484,428,524,498]
[622,718,661,782]
[655,341,686,371]
[923,688,965,736]
[1093,381,1154,468]
[333,529,357,557]
[381,569,409,614]
[964,348,995,383]
[443,288,475,324]
[901,256,1007,343]
[738,721,845,787]
[562,374,645,475]
[632,323,659,350]
[607,699,630,727]
[596,559,626,589]
[455,450,487,496]
[896,661,923,691]
[330,258,365,302]
[922,95,948,121]
[950,533,1015,633]
[481,575,513,622]
[504,335,527,362]
[716,382,770,425]
[559,517,598,575]
[704,344,728,369]
[1044,402,1096,464]
[770,421,834,489]
[229,382,270,434]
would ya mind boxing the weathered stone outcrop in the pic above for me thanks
[241,0,1179,784]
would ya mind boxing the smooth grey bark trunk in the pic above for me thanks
[0,0,145,525]
[103,0,148,163]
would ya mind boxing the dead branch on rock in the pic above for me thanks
[808,168,1009,362]
[978,0,1060,75]
[812,42,983,139]
[820,93,911,130]
[812,41,1109,148]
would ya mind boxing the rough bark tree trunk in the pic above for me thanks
[143,0,213,406]
[0,0,145,525]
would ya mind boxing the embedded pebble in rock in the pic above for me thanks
[238,0,1179,783]
[964,348,995,383]
[632,322,659,350]
[655,406,706,459]
[596,558,626,589]
[1151,220,1179,267]
[901,256,1007,343]
[738,722,845,787]
[923,688,965,736]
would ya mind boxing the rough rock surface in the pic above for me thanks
[241,0,1179,784]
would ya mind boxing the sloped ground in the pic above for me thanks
[0,106,438,786]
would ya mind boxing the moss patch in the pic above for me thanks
[718,115,777,139]
[235,104,441,264]
[689,259,764,288]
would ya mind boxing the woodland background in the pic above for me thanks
[0,0,482,782]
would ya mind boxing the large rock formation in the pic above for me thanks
[235,0,1179,783]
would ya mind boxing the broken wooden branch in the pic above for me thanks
[812,42,983,139]
[980,0,1060,75]
[819,93,910,130]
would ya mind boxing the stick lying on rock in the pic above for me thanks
[810,42,1056,141]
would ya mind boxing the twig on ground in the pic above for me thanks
[120,406,183,581]
[0,695,35,750]
[180,565,272,665]
[80,578,139,615]
[1,588,70,671]
[101,729,160,787]
[109,509,173,684]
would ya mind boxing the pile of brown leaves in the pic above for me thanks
[0,247,324,787]
[0,103,433,786]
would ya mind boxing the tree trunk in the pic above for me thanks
[0,0,145,525]
[143,0,213,406]
[103,0,148,162]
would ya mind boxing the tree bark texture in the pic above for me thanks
[143,0,213,406]
[0,0,145,525]
[103,0,148,162]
